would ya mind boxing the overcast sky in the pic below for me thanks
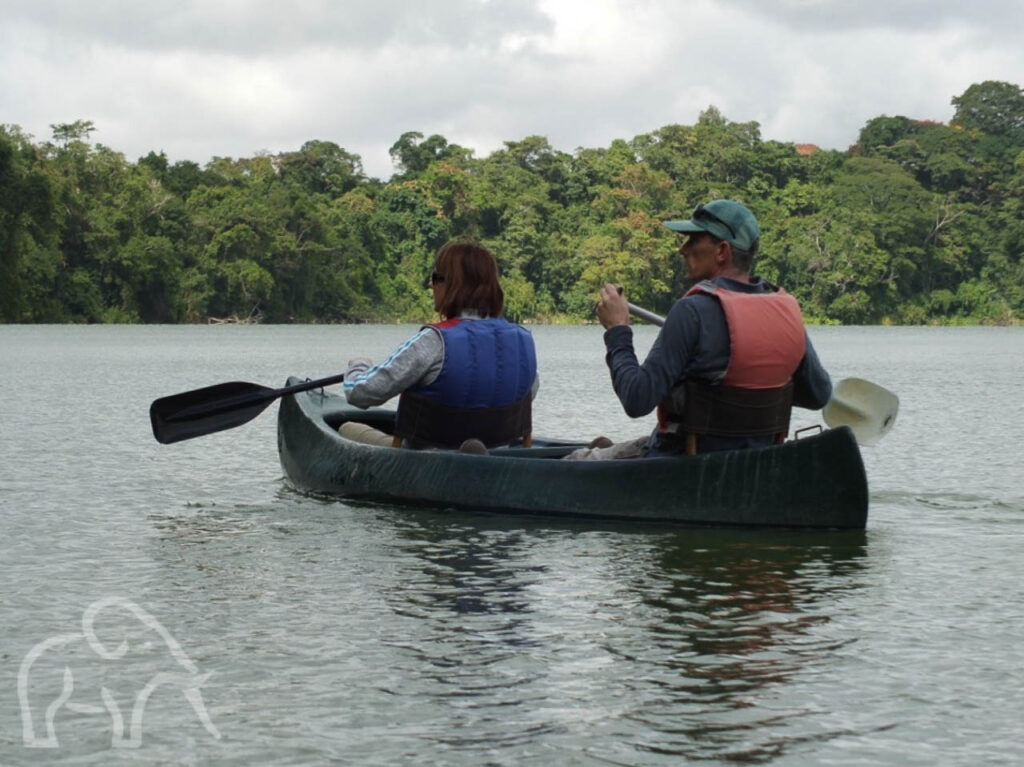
[2,0,1023,179]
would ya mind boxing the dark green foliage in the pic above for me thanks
[0,125,57,321]
[0,80,1021,325]
[952,81,1024,142]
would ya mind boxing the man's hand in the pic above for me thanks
[596,283,630,329]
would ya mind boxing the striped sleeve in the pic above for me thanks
[342,328,444,408]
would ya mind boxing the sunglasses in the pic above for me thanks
[692,203,736,240]
[424,270,445,289]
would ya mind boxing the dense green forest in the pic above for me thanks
[2,81,1022,325]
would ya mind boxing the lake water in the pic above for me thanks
[1,324,1023,765]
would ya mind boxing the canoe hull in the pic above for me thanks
[277,381,869,529]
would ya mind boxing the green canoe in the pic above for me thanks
[277,377,869,529]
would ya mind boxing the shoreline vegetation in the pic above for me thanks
[2,81,1022,327]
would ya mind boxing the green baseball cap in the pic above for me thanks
[664,200,760,251]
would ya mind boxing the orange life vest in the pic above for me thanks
[657,282,806,434]
[684,281,806,388]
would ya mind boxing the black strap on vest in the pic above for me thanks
[394,391,532,449]
[665,379,793,438]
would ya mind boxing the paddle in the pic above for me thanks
[822,378,898,446]
[625,302,898,445]
[150,373,345,444]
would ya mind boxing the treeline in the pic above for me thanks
[2,81,1022,325]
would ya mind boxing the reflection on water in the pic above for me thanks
[372,517,557,752]
[318,510,873,763]
[621,530,868,762]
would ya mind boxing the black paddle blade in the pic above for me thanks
[150,381,277,444]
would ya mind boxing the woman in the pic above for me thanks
[341,239,538,450]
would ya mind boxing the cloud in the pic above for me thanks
[717,0,1024,39]
[1,0,1022,179]
[0,0,553,53]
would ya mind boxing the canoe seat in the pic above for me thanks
[673,380,793,456]
[392,391,532,450]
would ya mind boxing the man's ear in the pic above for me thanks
[715,240,732,266]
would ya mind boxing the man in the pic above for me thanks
[567,199,831,459]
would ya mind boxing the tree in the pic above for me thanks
[952,81,1024,141]
[828,157,938,315]
[278,140,365,197]
[137,152,215,199]
[388,132,472,179]
[0,125,57,320]
[50,119,96,146]
[857,115,915,152]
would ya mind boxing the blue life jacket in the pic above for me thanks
[409,318,537,408]
[395,318,537,448]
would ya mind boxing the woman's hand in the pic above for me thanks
[345,357,373,379]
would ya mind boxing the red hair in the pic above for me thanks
[433,240,504,319]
